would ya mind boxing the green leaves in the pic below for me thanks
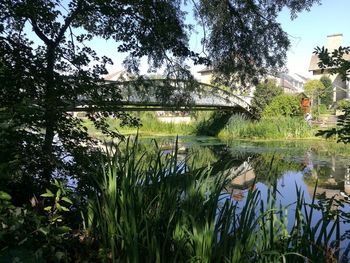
[39,180,73,230]
[40,189,54,198]
[314,46,350,81]
[0,191,11,201]
[251,79,284,119]
[316,106,350,144]
[61,197,73,205]
[44,206,52,211]
[262,94,303,118]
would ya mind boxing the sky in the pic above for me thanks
[276,0,350,77]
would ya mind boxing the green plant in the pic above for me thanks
[262,94,303,118]
[317,106,350,144]
[251,79,284,118]
[320,75,333,107]
[336,99,350,110]
[85,137,348,262]
[219,115,316,140]
[40,179,73,226]
[319,104,328,114]
[304,79,325,98]
[0,181,83,262]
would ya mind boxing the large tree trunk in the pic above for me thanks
[41,46,57,184]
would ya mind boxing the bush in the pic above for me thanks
[262,94,303,118]
[251,79,284,118]
[320,75,333,107]
[319,104,328,114]
[336,99,350,110]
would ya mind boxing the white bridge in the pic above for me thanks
[70,79,254,116]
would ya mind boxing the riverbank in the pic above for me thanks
[82,112,336,142]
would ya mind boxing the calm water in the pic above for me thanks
[142,136,350,253]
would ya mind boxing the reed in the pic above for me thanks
[219,115,318,140]
[85,137,348,262]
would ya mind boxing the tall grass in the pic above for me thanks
[85,137,348,262]
[83,112,324,141]
[219,114,318,140]
[133,112,195,135]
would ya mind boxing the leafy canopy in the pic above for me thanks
[319,75,333,106]
[0,0,320,187]
[314,46,350,80]
[303,79,325,97]
[314,45,350,143]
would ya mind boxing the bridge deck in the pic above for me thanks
[69,79,253,115]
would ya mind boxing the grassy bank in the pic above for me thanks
[219,114,321,141]
[82,112,337,142]
[82,111,212,138]
[1,137,348,262]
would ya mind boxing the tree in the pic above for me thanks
[262,94,303,118]
[314,46,350,79]
[197,0,320,89]
[319,75,333,107]
[303,79,325,117]
[0,0,320,189]
[314,46,350,143]
[304,79,325,98]
[250,79,283,118]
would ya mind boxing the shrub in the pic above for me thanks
[336,99,350,110]
[251,79,284,118]
[262,94,303,118]
[320,75,333,107]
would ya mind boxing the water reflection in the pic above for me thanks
[139,137,350,257]
[151,137,350,204]
[300,147,350,202]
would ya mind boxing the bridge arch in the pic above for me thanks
[70,79,254,118]
[105,79,254,116]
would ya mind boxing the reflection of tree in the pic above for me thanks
[252,153,303,185]
[187,145,219,170]
[301,149,350,202]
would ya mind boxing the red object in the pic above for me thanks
[301,98,311,113]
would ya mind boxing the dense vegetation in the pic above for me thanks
[314,45,350,143]
[250,79,284,119]
[219,115,317,140]
[5,0,350,262]
[1,138,348,262]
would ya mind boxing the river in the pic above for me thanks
[140,135,350,256]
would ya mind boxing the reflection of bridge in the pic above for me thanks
[70,79,253,116]
[225,158,255,188]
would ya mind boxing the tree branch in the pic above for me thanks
[29,18,54,46]
[54,0,84,46]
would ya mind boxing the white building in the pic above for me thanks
[308,33,350,102]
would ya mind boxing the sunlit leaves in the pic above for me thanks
[314,46,350,81]
[314,44,350,143]
[198,0,320,88]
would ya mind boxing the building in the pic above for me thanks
[197,67,213,85]
[197,67,307,95]
[308,33,350,102]
[276,73,308,94]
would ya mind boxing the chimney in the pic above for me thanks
[327,33,343,51]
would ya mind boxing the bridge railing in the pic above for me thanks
[71,79,253,115]
[105,79,253,113]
